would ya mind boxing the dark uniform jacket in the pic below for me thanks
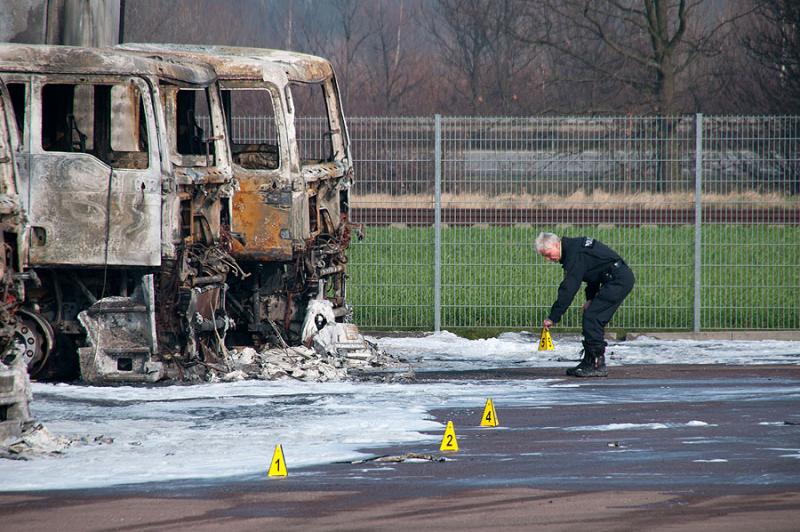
[547,236,622,324]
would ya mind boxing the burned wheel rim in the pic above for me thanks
[4,309,55,377]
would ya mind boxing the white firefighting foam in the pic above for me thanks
[1,333,797,491]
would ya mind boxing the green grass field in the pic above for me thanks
[347,225,800,332]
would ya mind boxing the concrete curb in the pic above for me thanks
[365,330,800,341]
[626,331,800,341]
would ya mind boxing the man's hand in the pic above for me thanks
[543,318,554,330]
[582,300,592,312]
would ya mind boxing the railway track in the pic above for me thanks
[351,207,800,226]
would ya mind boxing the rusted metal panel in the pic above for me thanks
[230,175,293,261]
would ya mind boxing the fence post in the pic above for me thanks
[693,113,703,333]
[434,114,442,332]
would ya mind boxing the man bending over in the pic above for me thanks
[535,232,635,377]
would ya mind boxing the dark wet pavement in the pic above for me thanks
[274,365,800,494]
[3,365,800,531]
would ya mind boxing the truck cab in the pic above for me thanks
[0,44,235,383]
[120,44,358,348]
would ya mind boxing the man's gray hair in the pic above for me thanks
[535,232,560,252]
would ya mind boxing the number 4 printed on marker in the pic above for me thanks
[481,398,498,427]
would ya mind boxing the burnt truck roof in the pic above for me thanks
[0,43,216,85]
[119,44,287,85]
[120,44,333,83]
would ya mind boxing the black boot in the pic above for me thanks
[566,348,592,376]
[573,347,608,378]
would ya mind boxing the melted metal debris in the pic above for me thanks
[183,338,408,384]
[0,422,113,460]
[350,452,447,464]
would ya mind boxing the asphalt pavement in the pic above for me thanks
[2,364,799,531]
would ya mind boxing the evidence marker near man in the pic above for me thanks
[538,327,555,351]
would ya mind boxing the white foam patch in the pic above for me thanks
[611,337,800,366]
[4,331,798,491]
[608,449,647,453]
[759,422,788,426]
[2,377,562,491]
[693,459,728,463]
[767,448,800,459]
[566,422,669,431]
[565,421,715,432]
[377,331,800,370]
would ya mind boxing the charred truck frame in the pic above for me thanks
[1,76,25,351]
[119,45,358,354]
[1,76,33,438]
[0,44,236,383]
[0,43,361,384]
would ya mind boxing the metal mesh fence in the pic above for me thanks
[224,114,800,332]
[347,117,435,329]
[701,116,800,329]
[435,116,697,332]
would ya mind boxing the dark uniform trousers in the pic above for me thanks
[582,261,635,350]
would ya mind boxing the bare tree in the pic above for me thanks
[427,0,543,114]
[740,0,800,114]
[484,0,542,113]
[512,1,754,114]
[119,0,773,116]
[124,0,262,46]
[427,0,494,113]
[502,1,759,192]
[328,0,374,112]
[363,1,428,113]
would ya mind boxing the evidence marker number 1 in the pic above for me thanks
[268,444,288,477]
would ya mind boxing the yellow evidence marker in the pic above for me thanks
[480,398,499,427]
[538,327,555,351]
[440,420,459,452]
[268,444,288,477]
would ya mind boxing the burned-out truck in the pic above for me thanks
[1,76,25,349]
[120,45,361,352]
[1,76,34,439]
[0,44,237,383]
[0,43,369,384]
